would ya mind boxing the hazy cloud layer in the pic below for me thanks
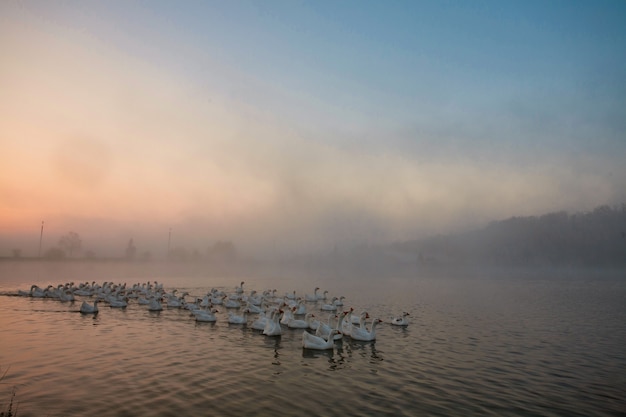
[1,2,625,257]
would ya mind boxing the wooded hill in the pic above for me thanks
[392,205,626,267]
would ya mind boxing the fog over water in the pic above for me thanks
[1,2,626,259]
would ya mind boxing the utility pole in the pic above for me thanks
[167,228,171,259]
[38,221,44,258]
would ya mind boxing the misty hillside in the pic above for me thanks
[390,204,626,267]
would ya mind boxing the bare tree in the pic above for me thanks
[45,247,66,259]
[208,241,237,262]
[58,231,82,257]
[125,238,137,260]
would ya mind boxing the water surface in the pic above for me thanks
[0,262,624,416]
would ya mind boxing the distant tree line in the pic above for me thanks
[16,231,237,263]
[167,240,237,263]
[394,204,626,267]
[40,231,83,260]
[7,205,625,267]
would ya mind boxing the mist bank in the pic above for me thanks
[2,205,625,274]
[390,204,626,268]
[248,204,626,271]
[227,203,626,273]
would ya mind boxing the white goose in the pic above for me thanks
[390,312,410,326]
[73,283,93,297]
[317,311,347,341]
[304,287,320,302]
[32,285,50,298]
[147,297,163,311]
[244,290,262,306]
[343,310,369,337]
[350,318,383,341]
[228,291,242,301]
[315,314,335,338]
[331,310,348,340]
[293,299,307,315]
[351,310,370,325]
[320,297,338,311]
[47,284,63,299]
[280,308,295,326]
[210,287,225,297]
[334,296,346,306]
[195,307,219,323]
[246,301,264,314]
[210,292,224,305]
[224,296,241,309]
[184,298,202,311]
[287,310,313,329]
[137,296,151,305]
[199,294,211,308]
[250,310,270,330]
[80,300,99,314]
[59,289,75,302]
[263,310,282,337]
[342,309,364,335]
[308,314,321,330]
[166,296,183,308]
[18,285,37,297]
[109,297,128,308]
[302,329,341,350]
[227,308,250,324]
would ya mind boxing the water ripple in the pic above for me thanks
[1,272,625,416]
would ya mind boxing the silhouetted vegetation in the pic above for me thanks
[43,247,66,260]
[125,238,137,260]
[58,231,82,257]
[3,207,625,269]
[208,241,238,263]
[394,204,626,267]
[0,366,16,417]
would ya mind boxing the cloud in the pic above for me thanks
[1,11,625,258]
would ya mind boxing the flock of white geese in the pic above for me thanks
[17,280,410,350]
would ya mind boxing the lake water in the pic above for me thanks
[0,261,624,416]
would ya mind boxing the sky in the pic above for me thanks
[1,0,625,258]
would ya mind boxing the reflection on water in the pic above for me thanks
[302,345,351,372]
[264,336,282,368]
[0,264,625,416]
[302,346,334,360]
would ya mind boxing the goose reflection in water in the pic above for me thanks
[302,347,334,360]
[261,336,282,367]
[345,339,384,364]
[301,345,350,372]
